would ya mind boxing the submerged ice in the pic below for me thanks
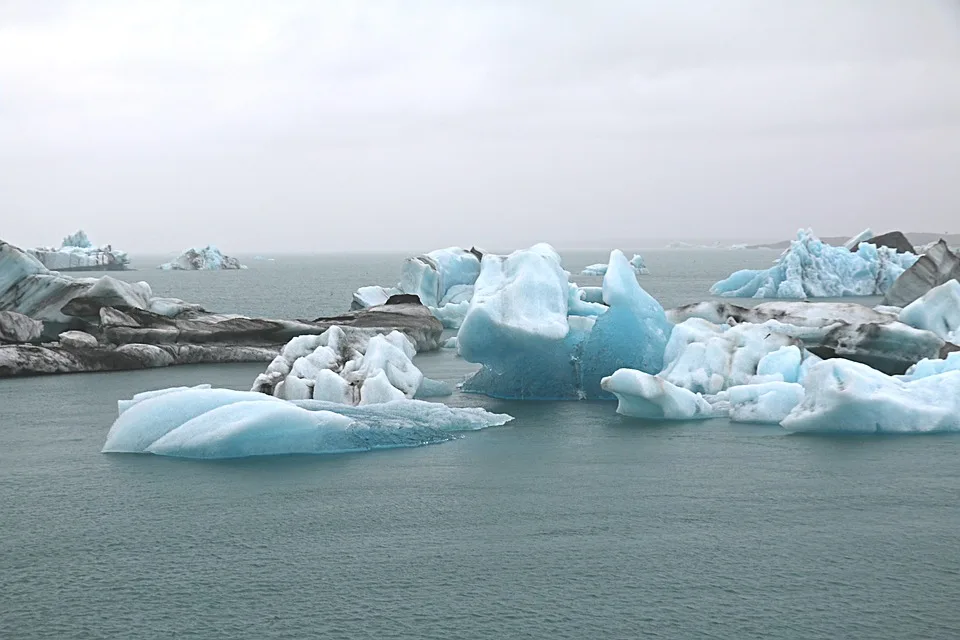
[102,387,512,459]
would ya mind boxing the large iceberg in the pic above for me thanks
[884,240,960,307]
[102,387,512,459]
[581,253,649,276]
[25,230,130,271]
[160,246,246,270]
[351,247,482,329]
[458,246,671,400]
[710,229,918,298]
[781,359,960,433]
[250,326,450,404]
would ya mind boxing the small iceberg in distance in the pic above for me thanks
[159,246,246,270]
[581,253,648,276]
[102,387,512,459]
[26,229,131,271]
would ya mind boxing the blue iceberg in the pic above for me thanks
[458,246,671,400]
[102,387,512,459]
[710,229,917,298]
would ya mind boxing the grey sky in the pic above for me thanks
[2,0,959,253]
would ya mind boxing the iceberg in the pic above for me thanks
[458,246,670,400]
[580,253,649,276]
[25,230,130,271]
[781,359,960,433]
[900,351,960,381]
[897,280,960,344]
[884,240,960,307]
[102,387,512,459]
[601,368,714,420]
[352,247,482,329]
[579,250,672,398]
[159,246,246,270]
[250,326,448,404]
[710,229,918,298]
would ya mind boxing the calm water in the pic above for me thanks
[2,250,958,639]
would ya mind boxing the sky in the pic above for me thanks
[2,0,959,253]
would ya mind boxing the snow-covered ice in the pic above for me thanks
[781,359,960,433]
[159,246,246,270]
[102,387,512,459]
[710,229,917,298]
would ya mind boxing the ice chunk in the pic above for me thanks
[715,381,804,424]
[629,254,649,274]
[897,280,960,344]
[601,369,714,420]
[0,310,42,343]
[843,228,874,250]
[581,263,608,276]
[659,318,808,394]
[781,359,960,433]
[104,388,513,459]
[710,229,917,298]
[400,247,481,307]
[351,285,400,310]
[442,336,458,349]
[579,250,673,398]
[578,287,604,304]
[900,351,960,380]
[159,246,245,270]
[567,283,608,317]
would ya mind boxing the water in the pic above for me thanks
[2,250,958,639]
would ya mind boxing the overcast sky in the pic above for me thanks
[2,0,959,253]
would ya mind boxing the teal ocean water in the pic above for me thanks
[2,250,958,639]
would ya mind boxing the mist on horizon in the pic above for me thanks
[2,0,959,254]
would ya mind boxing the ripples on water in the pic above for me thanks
[1,250,957,639]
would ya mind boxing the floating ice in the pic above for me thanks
[579,250,672,398]
[900,351,960,381]
[25,230,130,271]
[102,387,512,459]
[659,318,813,394]
[601,369,714,420]
[458,246,669,400]
[250,326,448,404]
[581,253,649,276]
[711,381,805,424]
[781,359,960,433]
[710,229,917,298]
[159,246,246,270]
[897,280,960,344]
[351,247,481,329]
